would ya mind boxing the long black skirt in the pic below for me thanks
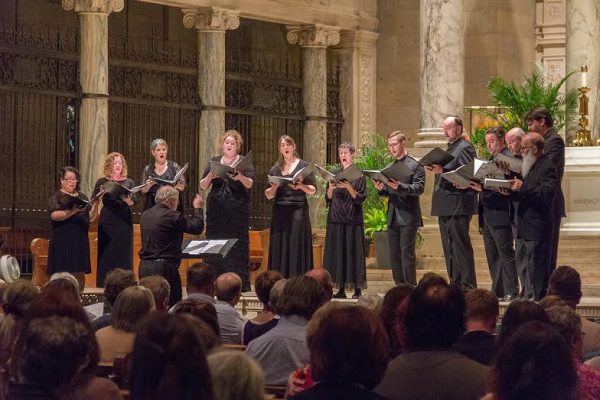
[323,222,366,290]
[96,222,133,287]
[268,204,313,278]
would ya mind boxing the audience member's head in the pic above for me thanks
[0,281,8,318]
[546,305,583,359]
[172,299,220,338]
[357,291,383,312]
[405,281,465,351]
[130,312,214,400]
[268,279,286,314]
[498,300,549,345]
[187,262,216,296]
[464,288,499,333]
[215,273,242,306]
[417,272,447,287]
[110,286,155,332]
[538,295,568,310]
[183,313,221,353]
[490,321,577,400]
[45,274,80,302]
[139,275,171,312]
[548,265,582,309]
[309,305,389,390]
[49,272,81,296]
[12,316,90,394]
[277,276,325,320]
[2,279,39,319]
[305,268,333,303]
[208,350,265,400]
[379,285,414,357]
[104,268,136,307]
[254,271,283,310]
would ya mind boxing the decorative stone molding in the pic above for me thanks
[286,24,341,48]
[182,7,241,32]
[62,0,124,13]
[359,52,373,138]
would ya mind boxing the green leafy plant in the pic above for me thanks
[470,127,490,159]
[479,66,579,132]
[364,207,388,238]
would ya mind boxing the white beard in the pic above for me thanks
[521,152,538,178]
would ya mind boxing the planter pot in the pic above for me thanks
[373,230,391,269]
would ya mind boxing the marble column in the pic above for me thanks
[286,24,341,166]
[566,0,600,141]
[415,0,465,151]
[62,0,123,196]
[183,8,240,174]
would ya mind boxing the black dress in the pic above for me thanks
[201,156,256,291]
[142,160,185,212]
[92,177,134,287]
[268,159,315,278]
[323,169,367,290]
[47,191,91,274]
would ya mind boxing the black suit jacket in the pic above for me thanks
[431,137,479,216]
[543,128,566,217]
[379,155,425,228]
[480,149,512,228]
[516,154,558,241]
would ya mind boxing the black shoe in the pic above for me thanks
[352,289,362,299]
[502,294,516,302]
[333,290,347,299]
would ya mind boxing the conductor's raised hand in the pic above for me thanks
[192,194,204,209]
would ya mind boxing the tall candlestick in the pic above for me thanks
[582,65,588,88]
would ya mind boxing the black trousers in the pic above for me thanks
[515,238,550,301]
[438,215,476,289]
[388,225,418,286]
[138,259,182,307]
[482,223,518,297]
[549,206,562,273]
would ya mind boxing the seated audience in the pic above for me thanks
[139,275,171,312]
[96,286,155,363]
[497,299,549,346]
[184,262,216,304]
[547,265,600,357]
[356,291,383,312]
[93,268,137,331]
[375,279,488,400]
[305,269,333,303]
[207,350,265,400]
[545,305,600,399]
[0,280,39,366]
[379,284,413,358]
[214,272,246,344]
[289,305,389,400]
[0,280,8,321]
[482,321,578,400]
[242,271,283,345]
[130,312,214,400]
[455,288,499,365]
[172,299,220,339]
[246,275,325,385]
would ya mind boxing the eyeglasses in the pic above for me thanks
[520,146,534,152]
[62,178,78,182]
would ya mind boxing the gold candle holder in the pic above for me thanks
[573,86,594,146]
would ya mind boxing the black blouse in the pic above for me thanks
[326,166,366,225]
[201,156,256,200]
[92,177,134,225]
[142,160,185,211]
[269,159,317,208]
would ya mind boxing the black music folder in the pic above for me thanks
[102,181,145,197]
[150,162,189,185]
[181,239,238,259]
[363,162,412,184]
[209,151,253,178]
[267,164,314,186]
[315,164,363,183]
[419,147,454,166]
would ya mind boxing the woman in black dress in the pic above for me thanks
[324,143,366,299]
[141,138,186,212]
[48,166,98,290]
[265,135,316,278]
[199,130,255,291]
[92,152,135,287]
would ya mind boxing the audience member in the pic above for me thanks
[483,321,577,400]
[96,286,155,363]
[214,272,246,344]
[185,262,216,304]
[172,299,220,339]
[130,312,214,400]
[497,299,549,346]
[547,265,600,357]
[246,275,325,385]
[93,268,136,331]
[208,350,265,400]
[0,281,8,322]
[455,288,499,365]
[375,280,488,400]
[289,305,389,400]
[305,268,333,303]
[242,271,283,345]
[139,275,171,312]
[379,284,413,358]
[356,291,383,312]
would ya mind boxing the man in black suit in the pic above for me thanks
[510,132,559,300]
[525,108,565,273]
[374,131,425,286]
[427,116,478,289]
[471,128,518,300]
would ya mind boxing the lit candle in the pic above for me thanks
[582,65,588,88]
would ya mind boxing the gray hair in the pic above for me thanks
[150,138,168,150]
[546,305,581,345]
[357,291,383,312]
[268,279,286,314]
[110,286,156,332]
[155,186,179,205]
[506,127,525,139]
[49,272,80,294]
[208,350,265,400]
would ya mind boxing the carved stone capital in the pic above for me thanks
[286,24,341,48]
[182,8,241,32]
[62,0,124,14]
